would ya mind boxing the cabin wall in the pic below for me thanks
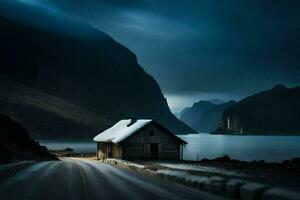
[97,142,123,160]
[96,142,106,160]
[123,144,145,160]
[122,123,181,160]
[112,144,122,159]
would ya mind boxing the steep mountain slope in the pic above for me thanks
[0,113,57,163]
[214,85,300,134]
[180,100,236,132]
[180,101,216,126]
[0,16,195,138]
[0,77,112,138]
[192,101,237,132]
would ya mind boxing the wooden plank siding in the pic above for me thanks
[160,144,180,160]
[96,142,122,160]
[112,144,122,159]
[96,121,185,160]
[97,142,106,160]
[122,123,182,160]
[123,144,145,160]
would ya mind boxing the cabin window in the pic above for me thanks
[150,129,154,136]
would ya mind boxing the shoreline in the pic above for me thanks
[50,148,300,165]
[137,155,300,192]
[181,155,300,171]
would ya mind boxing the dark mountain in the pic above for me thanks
[214,84,300,134]
[192,101,237,132]
[178,107,192,118]
[0,113,57,163]
[180,101,216,126]
[179,100,236,132]
[0,16,195,138]
[207,99,225,105]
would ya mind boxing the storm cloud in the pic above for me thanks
[1,0,300,112]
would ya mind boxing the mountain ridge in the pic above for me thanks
[0,15,195,138]
[214,85,300,134]
[179,100,236,132]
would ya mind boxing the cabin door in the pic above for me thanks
[150,143,159,160]
[106,143,112,158]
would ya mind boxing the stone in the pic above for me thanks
[185,177,199,188]
[226,179,249,198]
[210,177,226,194]
[241,182,269,200]
[203,176,226,194]
[263,188,300,200]
[195,177,209,190]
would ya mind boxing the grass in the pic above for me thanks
[0,77,112,131]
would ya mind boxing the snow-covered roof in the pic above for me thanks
[93,119,153,143]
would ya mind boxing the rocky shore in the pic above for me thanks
[178,155,300,191]
[50,148,95,158]
[105,158,300,200]
[197,155,300,172]
[0,114,57,163]
[133,155,300,192]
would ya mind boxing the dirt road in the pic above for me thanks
[0,158,227,200]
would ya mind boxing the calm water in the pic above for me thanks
[180,134,300,162]
[40,139,96,153]
[39,134,300,162]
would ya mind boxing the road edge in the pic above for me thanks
[104,159,300,200]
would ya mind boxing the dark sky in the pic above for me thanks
[2,0,300,112]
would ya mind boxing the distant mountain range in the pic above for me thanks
[207,99,225,105]
[179,100,237,132]
[0,15,194,139]
[214,84,300,134]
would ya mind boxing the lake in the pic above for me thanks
[180,134,300,162]
[39,134,300,162]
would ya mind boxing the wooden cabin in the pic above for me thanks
[93,119,187,160]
